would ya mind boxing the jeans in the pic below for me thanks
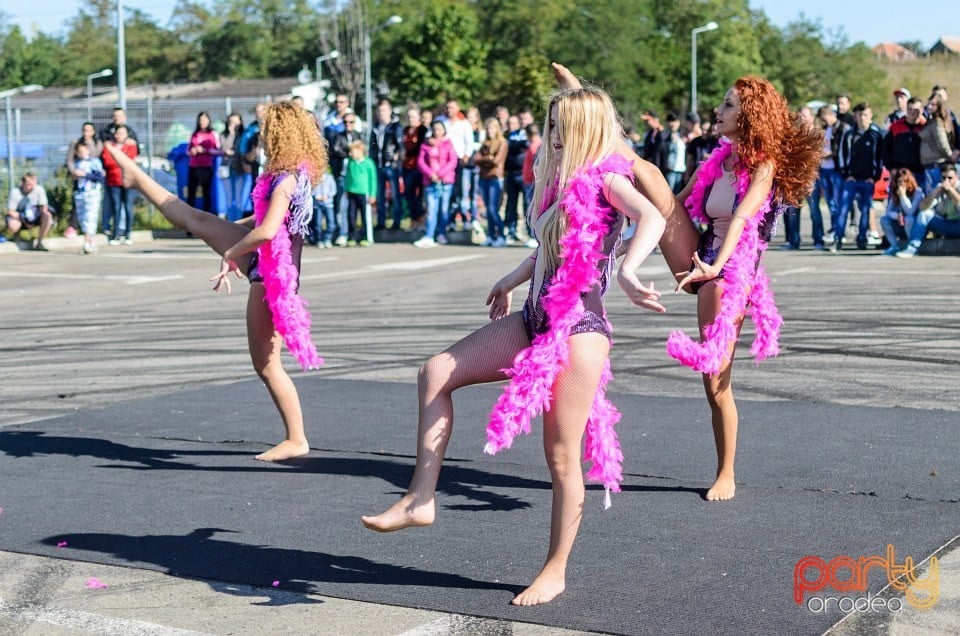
[478,177,504,239]
[334,175,348,239]
[376,165,403,228]
[924,165,944,194]
[783,206,801,247]
[837,179,875,244]
[313,200,336,243]
[458,165,477,222]
[808,167,842,243]
[665,170,684,194]
[226,173,247,221]
[906,208,937,247]
[423,182,453,240]
[879,215,910,249]
[503,171,525,238]
[402,168,423,222]
[928,215,960,238]
[239,173,254,215]
[107,185,136,239]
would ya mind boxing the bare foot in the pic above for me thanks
[361,494,435,532]
[511,566,566,606]
[706,474,736,501]
[254,439,310,462]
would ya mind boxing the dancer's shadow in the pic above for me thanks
[41,528,521,603]
[0,430,250,469]
[0,431,536,512]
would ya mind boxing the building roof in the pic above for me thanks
[4,77,301,105]
[930,37,960,54]
[871,42,917,61]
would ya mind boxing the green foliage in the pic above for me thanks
[389,1,489,107]
[0,0,907,132]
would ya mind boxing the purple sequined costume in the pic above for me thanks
[247,170,313,285]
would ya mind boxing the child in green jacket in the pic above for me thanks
[344,140,378,245]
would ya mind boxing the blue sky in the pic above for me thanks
[5,1,952,49]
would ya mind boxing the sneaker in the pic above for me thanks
[813,243,826,251]
[346,239,358,247]
[358,239,371,247]
[436,234,448,245]
[482,237,494,247]
[108,239,121,246]
[323,240,333,248]
[828,241,841,254]
[315,241,326,249]
[413,236,436,248]
[491,237,506,248]
[334,236,347,247]
[524,238,539,248]
[895,245,917,258]
[123,237,133,246]
[780,243,799,251]
[82,242,98,254]
[881,246,899,257]
[866,230,882,246]
[64,226,78,238]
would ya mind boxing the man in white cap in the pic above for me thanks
[884,87,910,128]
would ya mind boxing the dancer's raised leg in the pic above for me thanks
[698,281,744,501]
[246,284,310,461]
[104,144,251,266]
[362,312,530,532]
[512,332,609,606]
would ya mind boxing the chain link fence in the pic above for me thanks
[2,96,264,224]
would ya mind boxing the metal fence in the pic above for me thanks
[2,96,265,202]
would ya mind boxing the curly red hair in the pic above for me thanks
[733,76,823,206]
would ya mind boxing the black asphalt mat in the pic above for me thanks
[1,378,957,635]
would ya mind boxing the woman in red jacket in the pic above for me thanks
[100,124,139,244]
[187,111,221,214]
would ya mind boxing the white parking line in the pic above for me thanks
[0,272,183,285]
[301,254,486,280]
[0,603,214,636]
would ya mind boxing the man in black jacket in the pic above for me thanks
[833,103,884,251]
[882,97,925,188]
[369,99,404,230]
[330,116,364,246]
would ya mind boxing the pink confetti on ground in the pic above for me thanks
[57,541,68,548]
[271,580,280,588]
[86,578,108,589]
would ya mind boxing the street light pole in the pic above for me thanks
[1,84,44,199]
[86,69,114,121]
[315,50,339,87]
[117,0,127,109]
[363,15,402,130]
[691,21,719,116]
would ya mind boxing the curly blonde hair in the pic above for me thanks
[733,76,822,206]
[261,101,328,186]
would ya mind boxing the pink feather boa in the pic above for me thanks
[251,169,323,371]
[665,140,782,375]
[485,155,632,503]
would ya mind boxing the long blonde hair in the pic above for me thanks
[531,86,623,273]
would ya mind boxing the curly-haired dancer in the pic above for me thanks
[663,77,822,501]
[105,101,328,462]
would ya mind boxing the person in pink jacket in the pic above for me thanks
[188,111,221,214]
[414,120,458,247]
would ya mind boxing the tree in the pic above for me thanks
[384,1,489,108]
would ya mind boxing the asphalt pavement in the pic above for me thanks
[0,233,958,636]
